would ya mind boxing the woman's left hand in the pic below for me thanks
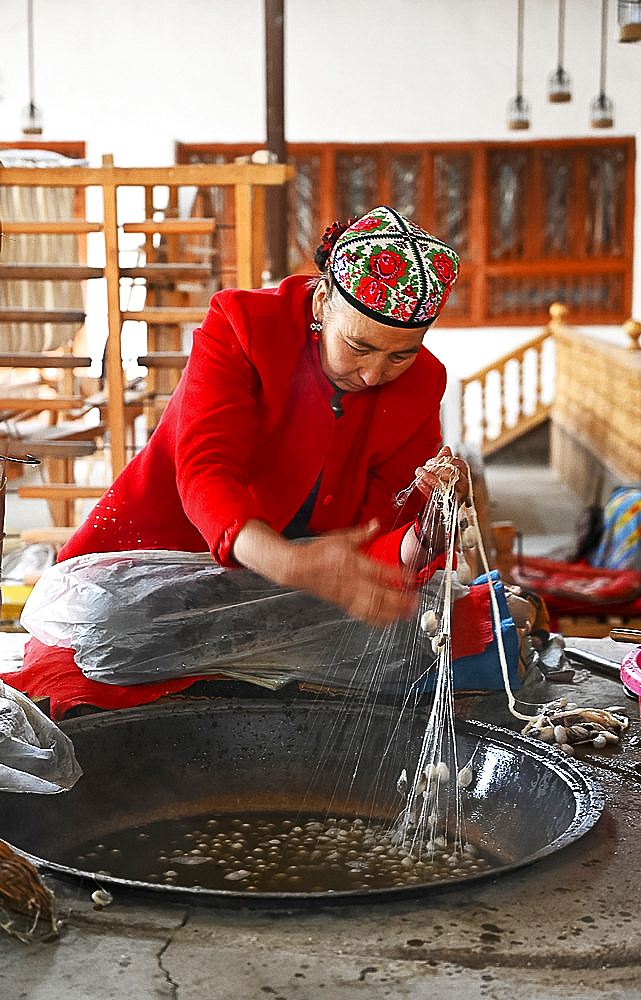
[412,445,469,505]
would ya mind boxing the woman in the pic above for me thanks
[5,206,469,716]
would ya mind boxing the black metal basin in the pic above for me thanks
[0,700,603,905]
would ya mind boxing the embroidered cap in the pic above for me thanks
[328,206,459,329]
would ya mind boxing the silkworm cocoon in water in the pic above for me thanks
[415,770,429,794]
[431,635,447,655]
[460,525,477,549]
[457,765,473,788]
[92,889,113,906]
[435,762,450,783]
[420,609,438,635]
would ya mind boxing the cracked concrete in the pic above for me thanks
[1,663,640,999]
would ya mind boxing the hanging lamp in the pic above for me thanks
[548,0,572,102]
[21,0,43,135]
[590,0,614,127]
[618,0,641,41]
[507,0,531,129]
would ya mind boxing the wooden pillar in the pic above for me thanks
[101,154,127,479]
[265,0,287,280]
[235,183,255,288]
[492,521,516,583]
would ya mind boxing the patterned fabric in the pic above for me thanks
[329,206,459,328]
[590,487,641,572]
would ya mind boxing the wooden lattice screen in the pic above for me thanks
[177,137,635,328]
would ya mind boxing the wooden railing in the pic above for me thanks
[551,311,641,499]
[459,305,562,456]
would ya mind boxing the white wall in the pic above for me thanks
[1,2,638,155]
[1,0,640,397]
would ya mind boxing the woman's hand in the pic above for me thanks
[232,519,417,627]
[399,447,470,571]
[413,445,469,505]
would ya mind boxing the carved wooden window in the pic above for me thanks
[176,138,634,326]
[390,153,422,220]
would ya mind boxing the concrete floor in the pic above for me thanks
[0,667,639,1000]
[485,462,584,559]
[2,464,641,999]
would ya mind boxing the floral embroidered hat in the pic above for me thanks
[328,206,459,328]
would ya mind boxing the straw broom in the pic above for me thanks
[0,839,58,940]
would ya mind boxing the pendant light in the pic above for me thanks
[21,0,43,136]
[590,0,614,127]
[548,0,572,102]
[507,0,530,129]
[618,0,641,41]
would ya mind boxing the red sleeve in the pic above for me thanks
[174,299,269,563]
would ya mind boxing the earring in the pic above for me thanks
[310,318,322,340]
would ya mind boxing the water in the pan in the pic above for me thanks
[66,810,495,894]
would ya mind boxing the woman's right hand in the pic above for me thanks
[232,518,417,627]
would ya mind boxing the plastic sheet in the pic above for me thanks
[21,550,351,687]
[0,681,82,793]
[1,543,56,586]
[20,550,518,695]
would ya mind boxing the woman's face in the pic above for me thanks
[312,282,426,393]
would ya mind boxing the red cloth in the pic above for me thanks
[4,587,494,721]
[6,638,208,720]
[58,274,446,567]
[511,555,641,613]
[451,583,494,658]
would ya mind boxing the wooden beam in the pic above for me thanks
[119,263,211,280]
[0,163,294,187]
[137,353,189,368]
[0,396,86,411]
[122,219,216,234]
[19,485,106,499]
[0,353,91,368]
[0,264,103,280]
[0,308,86,324]
[122,307,205,324]
[0,221,102,234]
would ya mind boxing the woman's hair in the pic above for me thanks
[313,219,353,272]
[313,219,355,316]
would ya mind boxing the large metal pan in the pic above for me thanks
[0,700,603,905]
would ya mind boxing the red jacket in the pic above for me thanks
[60,274,446,566]
[8,276,454,716]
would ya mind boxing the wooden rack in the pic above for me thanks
[0,155,294,523]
